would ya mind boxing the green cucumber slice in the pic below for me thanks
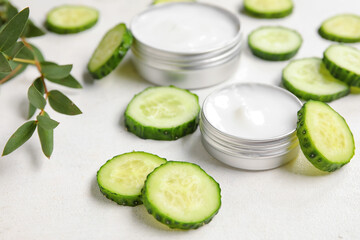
[142,161,221,229]
[97,151,166,206]
[297,101,355,172]
[282,58,350,102]
[323,44,360,87]
[46,5,99,34]
[248,26,302,61]
[87,23,133,79]
[319,14,360,43]
[153,0,195,4]
[125,86,200,140]
[244,0,293,18]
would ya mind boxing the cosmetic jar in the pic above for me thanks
[130,2,242,89]
[200,83,302,170]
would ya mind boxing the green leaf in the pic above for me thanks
[0,52,11,72]
[46,74,82,89]
[0,61,26,83]
[40,62,72,80]
[22,19,45,38]
[48,90,82,115]
[37,125,53,158]
[2,120,37,156]
[0,7,29,51]
[15,45,33,60]
[3,41,24,58]
[31,44,44,61]
[27,78,45,119]
[28,83,46,109]
[37,114,59,130]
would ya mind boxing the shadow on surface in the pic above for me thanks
[284,151,329,176]
[132,205,183,232]
[114,58,146,85]
[90,175,111,204]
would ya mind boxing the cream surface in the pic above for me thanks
[204,84,301,139]
[131,3,238,53]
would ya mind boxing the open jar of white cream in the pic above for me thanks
[200,83,302,170]
[130,2,242,89]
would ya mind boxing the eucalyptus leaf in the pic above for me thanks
[0,7,29,51]
[30,43,44,61]
[48,90,82,115]
[22,19,45,38]
[37,114,59,130]
[37,125,53,158]
[28,83,46,109]
[15,45,33,60]
[41,62,72,80]
[2,120,37,156]
[0,52,11,72]
[3,41,24,58]
[27,77,45,119]
[0,61,26,83]
[46,74,82,89]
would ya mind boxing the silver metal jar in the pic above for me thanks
[130,2,242,89]
[200,83,303,170]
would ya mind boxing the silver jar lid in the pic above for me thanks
[200,83,303,170]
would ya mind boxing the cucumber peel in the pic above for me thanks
[46,5,99,34]
[323,44,360,87]
[296,101,355,172]
[88,23,133,79]
[244,0,293,18]
[125,86,200,140]
[248,26,302,61]
[282,58,350,102]
[142,161,221,229]
[97,152,166,206]
[319,14,360,43]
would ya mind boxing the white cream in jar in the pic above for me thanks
[203,83,301,140]
[131,3,239,53]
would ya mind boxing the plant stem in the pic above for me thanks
[21,37,49,99]
[12,57,36,65]
[0,64,23,84]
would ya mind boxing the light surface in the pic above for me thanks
[1,0,360,239]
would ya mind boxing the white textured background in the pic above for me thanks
[0,0,359,239]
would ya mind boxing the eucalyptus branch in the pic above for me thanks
[0,5,83,158]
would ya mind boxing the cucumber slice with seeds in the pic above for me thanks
[88,23,133,79]
[282,58,350,102]
[297,101,355,172]
[248,26,302,61]
[323,44,360,87]
[125,86,200,140]
[142,161,221,229]
[319,14,360,43]
[244,0,293,18]
[97,152,166,206]
[46,5,99,34]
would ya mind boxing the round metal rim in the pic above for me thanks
[201,82,303,142]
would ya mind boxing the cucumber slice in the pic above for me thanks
[282,58,350,102]
[125,86,200,140]
[248,26,302,61]
[297,101,355,172]
[319,14,360,43]
[97,152,166,206]
[87,23,133,79]
[153,0,195,4]
[46,5,99,34]
[323,44,360,87]
[244,0,293,18]
[142,161,221,229]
